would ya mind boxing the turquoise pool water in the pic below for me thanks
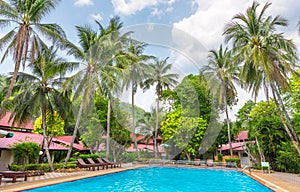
[24,167,272,192]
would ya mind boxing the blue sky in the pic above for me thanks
[1,0,300,114]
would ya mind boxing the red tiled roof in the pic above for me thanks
[126,143,165,153]
[130,134,163,144]
[0,111,34,130]
[53,136,89,152]
[0,131,68,150]
[218,141,255,151]
[235,130,249,141]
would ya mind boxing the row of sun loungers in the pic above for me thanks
[0,162,28,184]
[77,158,121,171]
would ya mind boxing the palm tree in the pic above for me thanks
[201,45,238,158]
[223,1,300,155]
[63,19,126,166]
[143,57,178,157]
[0,0,66,113]
[97,16,129,158]
[121,41,152,159]
[9,46,74,172]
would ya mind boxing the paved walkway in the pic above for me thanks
[0,164,299,192]
[247,170,300,192]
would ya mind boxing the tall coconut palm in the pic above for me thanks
[63,19,126,166]
[97,16,129,157]
[121,41,152,159]
[143,57,178,157]
[223,1,300,155]
[9,46,75,172]
[0,0,66,113]
[201,45,238,158]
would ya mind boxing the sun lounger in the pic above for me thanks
[0,162,28,183]
[102,158,121,168]
[76,158,98,171]
[194,159,200,166]
[206,159,215,166]
[96,158,113,168]
[86,158,108,169]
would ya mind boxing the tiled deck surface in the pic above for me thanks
[247,170,300,192]
[0,164,299,192]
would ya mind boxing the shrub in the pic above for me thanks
[119,152,137,162]
[79,154,99,161]
[67,163,77,169]
[40,164,50,172]
[225,158,240,167]
[10,142,41,164]
[9,164,24,171]
[25,164,41,170]
[217,153,223,162]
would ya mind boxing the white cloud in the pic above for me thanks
[151,6,173,18]
[90,13,103,21]
[171,0,300,119]
[112,0,176,15]
[173,0,250,49]
[74,0,93,7]
[174,0,300,50]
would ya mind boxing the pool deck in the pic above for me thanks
[0,164,299,192]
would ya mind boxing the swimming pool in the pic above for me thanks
[24,167,272,192]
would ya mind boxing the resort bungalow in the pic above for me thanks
[218,130,255,166]
[126,134,165,154]
[0,112,88,165]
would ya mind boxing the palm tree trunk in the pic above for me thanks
[106,99,111,157]
[270,84,300,156]
[224,95,233,158]
[4,51,23,102]
[132,83,140,159]
[42,106,54,172]
[255,135,265,162]
[273,84,300,144]
[154,98,159,158]
[64,98,84,167]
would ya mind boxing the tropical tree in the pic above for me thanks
[97,17,129,158]
[143,57,178,157]
[9,46,74,171]
[223,1,300,155]
[0,0,66,112]
[63,18,127,166]
[0,75,7,104]
[34,111,65,137]
[201,45,238,157]
[248,100,288,167]
[121,41,152,159]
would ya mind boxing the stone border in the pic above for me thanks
[0,163,290,192]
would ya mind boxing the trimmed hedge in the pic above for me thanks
[224,158,241,167]
[9,163,77,172]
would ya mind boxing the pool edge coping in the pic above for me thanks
[0,164,290,192]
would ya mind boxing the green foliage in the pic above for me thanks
[248,100,288,164]
[34,111,65,136]
[235,100,255,128]
[119,152,137,163]
[224,158,240,167]
[160,74,212,159]
[10,142,41,165]
[93,95,131,146]
[276,142,300,173]
[217,153,223,162]
[161,107,207,159]
[9,163,77,172]
[120,102,146,123]
[9,164,24,171]
[78,154,99,161]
